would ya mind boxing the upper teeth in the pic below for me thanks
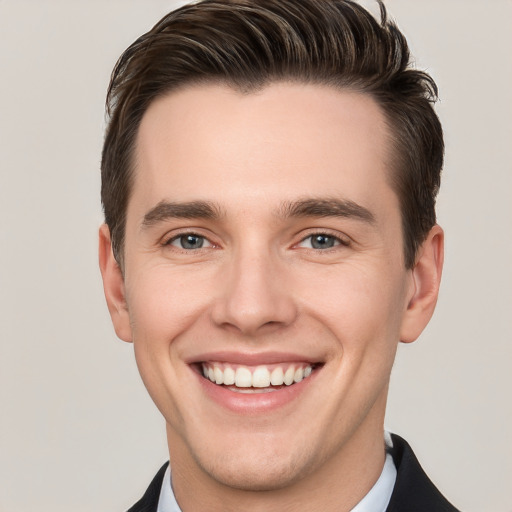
[202,363,313,388]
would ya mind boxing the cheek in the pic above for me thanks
[124,268,211,422]
[125,266,212,343]
[300,262,408,347]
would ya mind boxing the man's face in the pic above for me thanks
[102,83,438,491]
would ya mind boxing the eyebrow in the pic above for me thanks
[276,198,376,224]
[140,196,375,230]
[141,200,222,229]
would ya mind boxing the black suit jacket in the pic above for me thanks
[126,434,460,511]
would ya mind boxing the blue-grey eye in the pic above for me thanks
[298,234,341,250]
[170,234,210,249]
[311,234,336,249]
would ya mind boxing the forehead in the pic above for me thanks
[132,82,394,216]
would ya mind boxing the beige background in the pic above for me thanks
[0,1,511,511]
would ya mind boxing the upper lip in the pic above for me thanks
[185,350,322,366]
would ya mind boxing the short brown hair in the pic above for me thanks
[101,0,443,268]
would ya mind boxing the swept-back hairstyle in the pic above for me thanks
[102,0,443,268]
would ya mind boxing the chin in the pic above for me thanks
[200,457,307,492]
[191,439,316,492]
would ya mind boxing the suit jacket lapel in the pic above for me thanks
[386,434,460,512]
[126,461,169,512]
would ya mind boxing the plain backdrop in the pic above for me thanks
[0,1,511,511]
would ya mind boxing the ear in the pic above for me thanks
[400,225,444,344]
[98,224,133,342]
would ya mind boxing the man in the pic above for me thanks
[99,0,460,510]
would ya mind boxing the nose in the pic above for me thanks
[210,247,297,336]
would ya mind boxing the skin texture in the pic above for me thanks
[99,83,443,511]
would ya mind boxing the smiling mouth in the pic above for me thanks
[199,362,320,393]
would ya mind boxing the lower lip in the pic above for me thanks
[195,369,317,414]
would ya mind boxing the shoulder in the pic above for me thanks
[386,434,461,512]
[126,461,169,512]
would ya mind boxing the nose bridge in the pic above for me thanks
[211,239,296,335]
